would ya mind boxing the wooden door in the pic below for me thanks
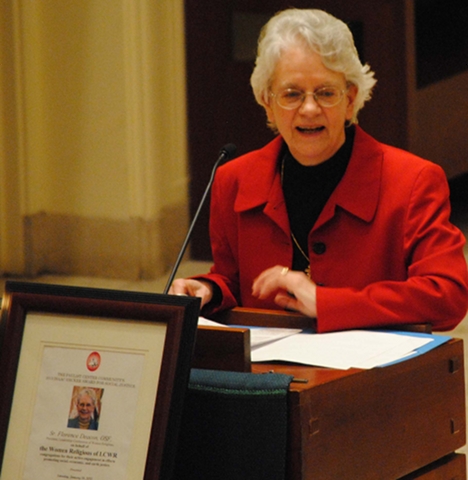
[184,0,409,260]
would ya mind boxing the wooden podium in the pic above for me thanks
[193,308,466,480]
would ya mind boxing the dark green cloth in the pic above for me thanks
[173,369,293,480]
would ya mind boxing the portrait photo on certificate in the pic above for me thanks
[67,385,104,431]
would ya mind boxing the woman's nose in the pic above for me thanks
[298,93,321,113]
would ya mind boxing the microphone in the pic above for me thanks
[163,143,237,294]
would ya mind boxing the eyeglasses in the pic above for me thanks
[269,86,345,110]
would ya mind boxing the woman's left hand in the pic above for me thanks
[252,266,318,317]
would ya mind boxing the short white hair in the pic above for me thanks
[77,388,97,406]
[250,8,377,123]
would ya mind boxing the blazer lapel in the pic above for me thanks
[234,136,291,235]
[314,126,383,230]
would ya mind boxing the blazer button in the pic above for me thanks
[312,242,326,255]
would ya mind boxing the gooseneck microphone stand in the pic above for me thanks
[163,143,237,294]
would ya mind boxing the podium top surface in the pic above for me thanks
[251,337,463,392]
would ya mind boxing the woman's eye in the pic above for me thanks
[317,89,337,99]
[282,90,302,99]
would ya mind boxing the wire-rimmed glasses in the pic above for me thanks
[269,86,346,110]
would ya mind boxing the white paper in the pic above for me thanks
[198,317,302,348]
[251,330,432,369]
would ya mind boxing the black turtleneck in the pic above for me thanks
[281,126,355,273]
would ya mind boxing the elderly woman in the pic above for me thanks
[67,388,99,430]
[170,8,468,332]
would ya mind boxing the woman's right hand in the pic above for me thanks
[252,265,317,318]
[168,278,214,307]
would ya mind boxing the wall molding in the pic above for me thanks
[24,205,188,280]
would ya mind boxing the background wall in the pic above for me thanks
[405,0,468,178]
[409,70,468,178]
[0,0,189,279]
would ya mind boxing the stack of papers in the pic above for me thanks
[198,318,450,370]
[250,329,450,369]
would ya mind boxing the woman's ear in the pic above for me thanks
[263,96,278,132]
[345,83,358,121]
[263,97,275,125]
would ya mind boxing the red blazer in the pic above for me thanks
[196,127,468,332]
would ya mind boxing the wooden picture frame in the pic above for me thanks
[0,280,200,480]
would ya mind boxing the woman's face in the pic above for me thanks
[77,394,95,422]
[264,46,357,166]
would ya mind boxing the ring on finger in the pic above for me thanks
[281,267,289,276]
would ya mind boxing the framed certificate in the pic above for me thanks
[0,280,200,480]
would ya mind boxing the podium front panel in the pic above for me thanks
[254,338,465,480]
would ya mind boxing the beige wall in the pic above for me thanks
[0,0,189,279]
[0,0,24,274]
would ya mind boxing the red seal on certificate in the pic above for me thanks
[87,351,101,371]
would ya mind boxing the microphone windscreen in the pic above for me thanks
[219,143,237,161]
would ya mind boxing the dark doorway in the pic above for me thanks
[184,1,409,260]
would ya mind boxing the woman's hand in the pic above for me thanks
[252,266,317,317]
[169,279,214,307]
